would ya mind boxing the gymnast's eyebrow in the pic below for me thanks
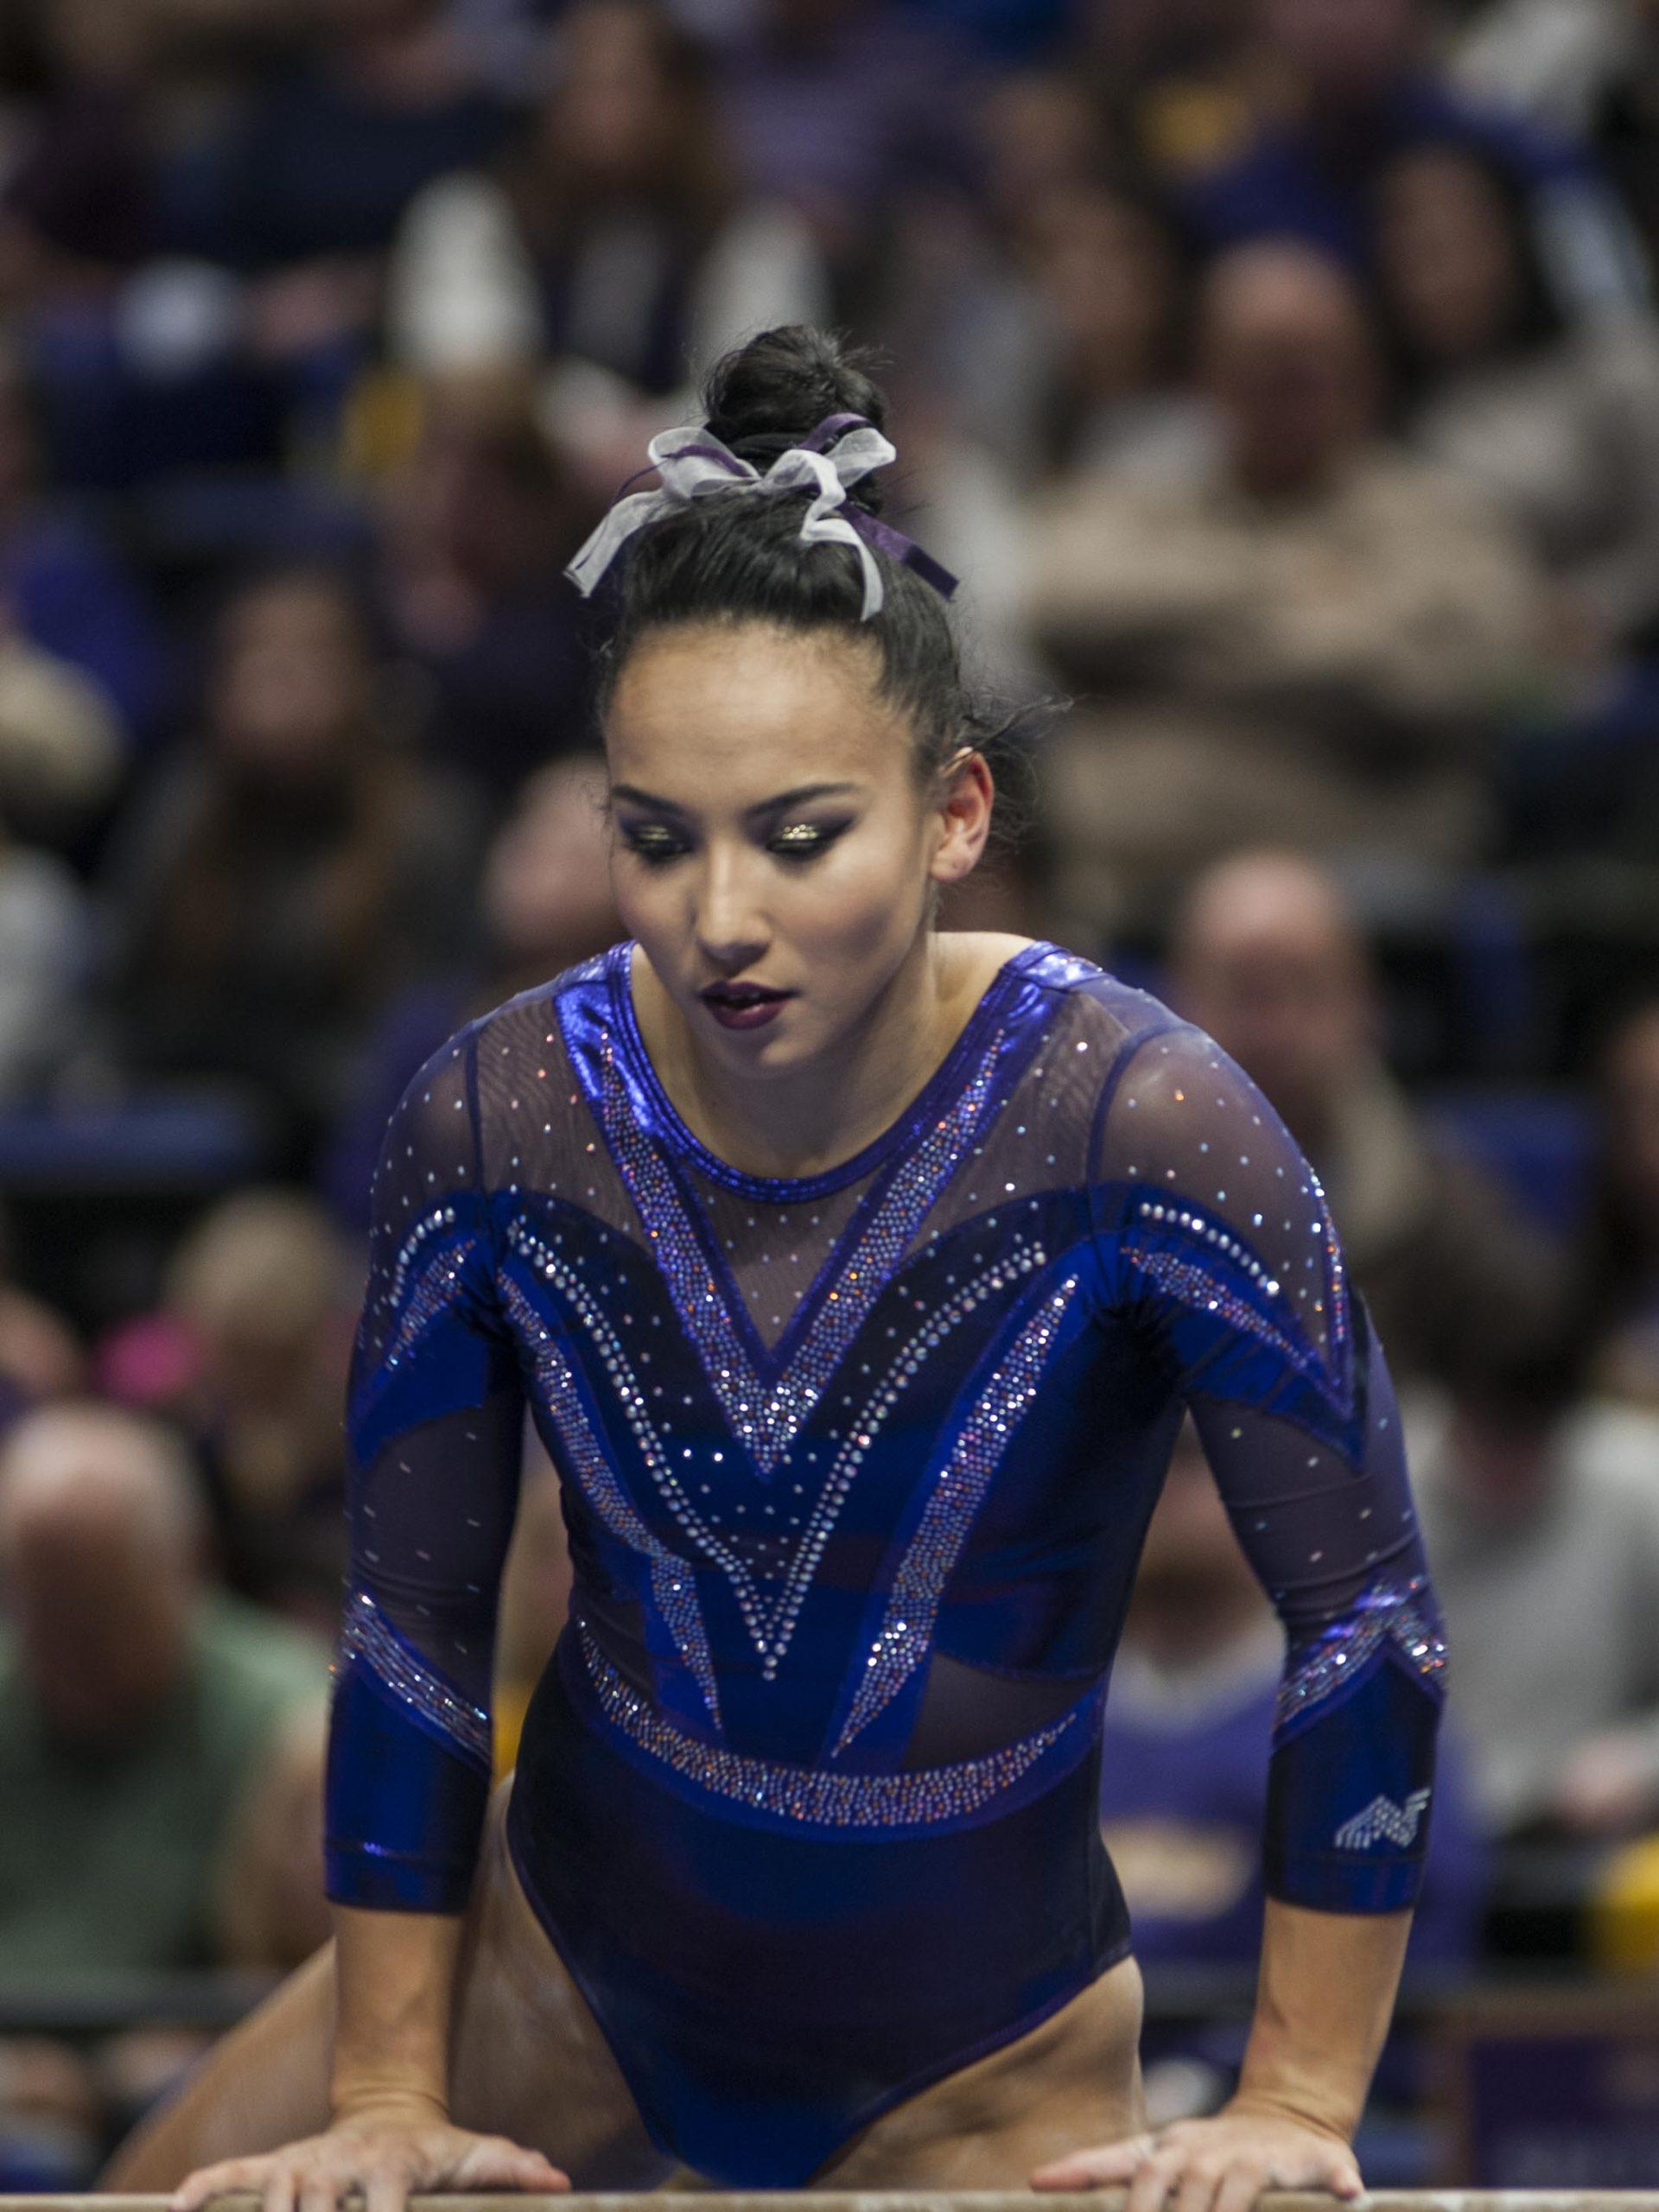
[609,781,863,817]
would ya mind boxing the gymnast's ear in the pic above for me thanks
[925,745,995,887]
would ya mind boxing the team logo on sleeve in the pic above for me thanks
[1332,1786,1431,1852]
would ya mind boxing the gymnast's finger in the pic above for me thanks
[296,2164,344,2212]
[171,2155,265,2210]
[365,2162,419,2212]
[1213,2159,1274,2212]
[460,2134,570,2191]
[1307,2139,1364,2197]
[1171,2154,1230,2212]
[1125,2145,1185,2212]
[1030,2132,1157,2188]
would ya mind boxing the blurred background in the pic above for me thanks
[0,0,1656,2190]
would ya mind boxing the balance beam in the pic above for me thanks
[21,2195,1659,2211]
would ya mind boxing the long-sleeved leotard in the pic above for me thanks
[326,939,1446,2186]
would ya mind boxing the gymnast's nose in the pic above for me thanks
[692,844,769,968]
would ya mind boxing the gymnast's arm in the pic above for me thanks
[1039,1020,1446,2202]
[173,1033,566,2209]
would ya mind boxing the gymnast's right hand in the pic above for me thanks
[167,2094,571,2212]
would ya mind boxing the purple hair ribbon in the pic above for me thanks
[565,413,957,617]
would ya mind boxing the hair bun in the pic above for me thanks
[702,326,891,512]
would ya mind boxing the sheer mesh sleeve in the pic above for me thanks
[1090,1018,1447,1913]
[325,1022,526,1913]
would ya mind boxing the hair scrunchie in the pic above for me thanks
[565,412,957,620]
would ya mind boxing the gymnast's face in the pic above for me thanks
[603,620,972,1077]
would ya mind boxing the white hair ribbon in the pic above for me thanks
[564,418,908,620]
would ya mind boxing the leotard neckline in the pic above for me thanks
[607,936,1053,1201]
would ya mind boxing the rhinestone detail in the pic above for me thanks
[387,1202,459,1311]
[379,1238,479,1374]
[336,1587,492,1771]
[591,1024,1007,1475]
[1123,1227,1339,1398]
[836,1275,1081,1752]
[504,1216,1049,1677]
[1274,1573,1447,1740]
[582,1624,1083,1828]
[499,1274,721,1730]
[505,1217,771,1649]
[753,1238,1050,1679]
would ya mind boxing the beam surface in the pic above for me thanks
[22,2195,1659,2211]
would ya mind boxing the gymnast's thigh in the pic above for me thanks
[448,1781,673,2189]
[804,1949,1150,2189]
[106,1781,671,2193]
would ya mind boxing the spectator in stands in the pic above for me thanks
[1166,850,1562,1390]
[213,1700,331,1969]
[374,380,598,803]
[715,0,982,285]
[1070,0,1259,179]
[0,348,162,747]
[0,1400,326,1972]
[0,853,86,1104]
[1588,0,1659,292]
[1025,241,1548,942]
[1184,0,1647,318]
[116,0,512,461]
[1567,998,1659,1408]
[0,0,157,299]
[958,165,1204,484]
[98,565,482,1161]
[387,0,830,481]
[0,1201,84,1426]
[1102,1415,1485,1973]
[1412,1319,1659,1840]
[95,1189,354,1631]
[1452,0,1635,134]
[1375,140,1659,655]
[321,750,617,1230]
[974,67,1103,249]
[168,0,506,296]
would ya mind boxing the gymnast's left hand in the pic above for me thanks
[1029,2098,1363,2212]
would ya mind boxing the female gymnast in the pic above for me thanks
[110,326,1447,2212]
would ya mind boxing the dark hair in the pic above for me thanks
[1372,137,1564,409]
[592,327,1037,841]
[137,562,416,1004]
[508,1,734,257]
[1564,995,1659,1367]
[1026,162,1198,477]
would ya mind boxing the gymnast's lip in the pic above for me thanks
[698,982,796,1029]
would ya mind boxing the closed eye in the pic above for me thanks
[767,821,848,862]
[620,824,687,867]
[619,820,849,867]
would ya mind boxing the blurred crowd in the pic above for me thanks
[0,0,1658,2185]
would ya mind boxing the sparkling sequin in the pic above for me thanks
[582,1624,1084,1828]
[1122,1243,1326,1382]
[1304,1160,1351,1354]
[376,1231,480,1376]
[1274,1574,1447,1739]
[836,1276,1081,1752]
[504,1219,772,1648]
[336,1587,491,1770]
[1122,1198,1352,1410]
[505,1216,1050,1677]
[592,1023,1009,1477]
[753,1238,1051,1674]
[387,1202,459,1311]
[499,1275,721,1730]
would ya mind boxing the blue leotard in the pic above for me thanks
[325,939,1446,2185]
